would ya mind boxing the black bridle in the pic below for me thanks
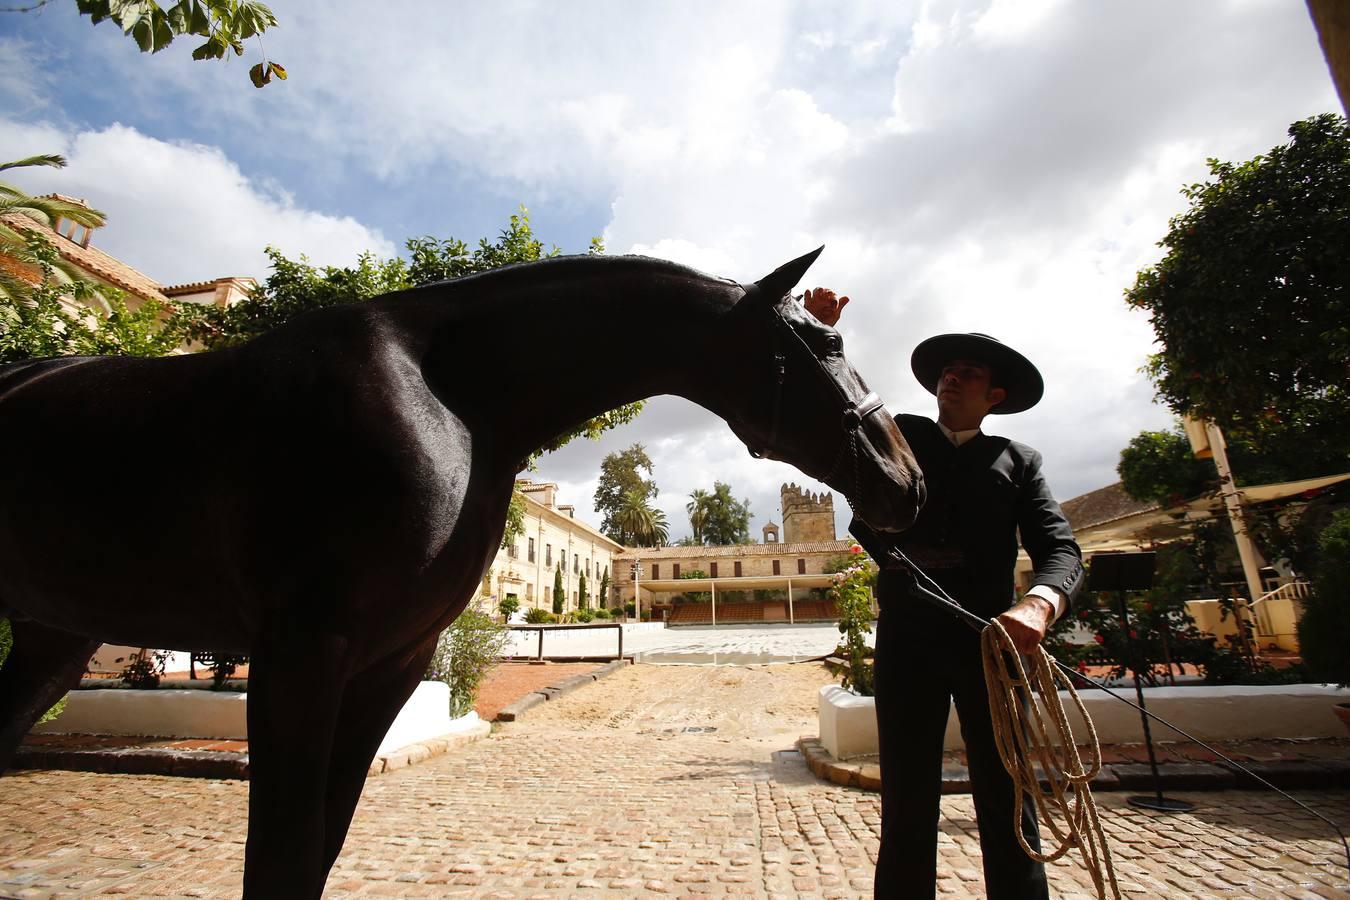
[743,296,889,508]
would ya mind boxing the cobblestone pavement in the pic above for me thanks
[2,663,1348,898]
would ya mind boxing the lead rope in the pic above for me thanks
[981,619,1121,900]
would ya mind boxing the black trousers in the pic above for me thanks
[873,589,1048,900]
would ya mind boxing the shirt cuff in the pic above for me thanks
[1025,584,1065,622]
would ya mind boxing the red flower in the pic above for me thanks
[1093,634,1105,644]
[1129,630,1138,639]
[849,544,863,554]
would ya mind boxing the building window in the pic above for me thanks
[528,537,536,562]
[561,550,567,570]
[651,563,659,579]
[546,544,552,567]
[527,583,534,602]
[797,558,806,574]
[772,559,781,576]
[710,562,718,578]
[673,563,680,578]
[573,555,579,574]
[734,561,742,577]
[507,541,518,559]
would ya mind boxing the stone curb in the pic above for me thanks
[795,736,1350,794]
[14,722,493,782]
[494,658,632,723]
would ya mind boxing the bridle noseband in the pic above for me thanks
[744,299,889,508]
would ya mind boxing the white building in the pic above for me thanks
[482,480,625,614]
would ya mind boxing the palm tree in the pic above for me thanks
[617,489,668,547]
[1,155,108,307]
[686,489,710,545]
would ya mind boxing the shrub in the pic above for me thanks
[1298,509,1350,686]
[575,608,595,623]
[119,649,171,689]
[498,596,520,622]
[592,607,611,620]
[831,549,876,696]
[425,608,509,718]
[524,607,552,624]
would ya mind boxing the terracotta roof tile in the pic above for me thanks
[617,540,854,559]
[3,213,167,304]
[1060,482,1158,532]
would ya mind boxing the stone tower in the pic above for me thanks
[780,483,836,543]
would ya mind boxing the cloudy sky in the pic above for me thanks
[1,1,1339,541]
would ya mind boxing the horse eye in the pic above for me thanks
[825,334,843,353]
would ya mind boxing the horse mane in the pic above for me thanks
[405,252,743,297]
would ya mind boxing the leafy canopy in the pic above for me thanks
[70,0,287,87]
[594,443,658,542]
[687,481,753,546]
[1126,114,1350,478]
[1116,427,1212,505]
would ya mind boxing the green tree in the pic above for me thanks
[1125,114,1350,479]
[686,488,710,544]
[55,1,287,87]
[577,572,588,609]
[598,567,609,608]
[1117,427,1212,505]
[697,481,752,546]
[552,564,565,614]
[1,156,106,304]
[1297,509,1350,686]
[594,443,657,541]
[501,487,527,551]
[616,489,668,547]
[1,155,187,365]
[497,595,520,623]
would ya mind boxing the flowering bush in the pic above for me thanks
[830,544,877,696]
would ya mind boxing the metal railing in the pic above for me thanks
[1249,580,1309,638]
[506,622,625,660]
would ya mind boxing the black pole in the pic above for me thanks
[1119,590,1193,813]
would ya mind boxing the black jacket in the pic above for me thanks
[853,414,1083,620]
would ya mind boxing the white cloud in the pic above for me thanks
[0,120,395,285]
[2,0,1339,544]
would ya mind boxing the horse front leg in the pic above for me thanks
[242,631,349,900]
[0,619,101,773]
[320,638,439,879]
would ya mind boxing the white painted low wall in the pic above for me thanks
[821,683,1350,757]
[33,681,476,755]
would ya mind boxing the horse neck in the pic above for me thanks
[394,258,746,472]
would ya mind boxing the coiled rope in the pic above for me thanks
[897,552,1349,893]
[981,619,1121,900]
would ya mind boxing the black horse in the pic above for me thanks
[0,247,922,897]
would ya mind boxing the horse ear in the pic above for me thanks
[752,246,825,303]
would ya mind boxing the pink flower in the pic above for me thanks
[849,544,863,554]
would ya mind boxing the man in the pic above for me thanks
[804,288,1083,900]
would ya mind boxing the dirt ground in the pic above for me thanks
[473,661,603,721]
[514,660,829,751]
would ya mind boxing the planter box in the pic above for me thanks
[33,681,476,755]
[818,685,878,760]
[820,682,1350,758]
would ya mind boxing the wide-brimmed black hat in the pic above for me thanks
[910,333,1044,415]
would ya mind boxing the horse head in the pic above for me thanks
[726,247,924,534]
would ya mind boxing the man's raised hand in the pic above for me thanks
[803,287,849,327]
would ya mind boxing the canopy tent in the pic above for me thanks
[633,573,839,625]
[1056,472,1350,556]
